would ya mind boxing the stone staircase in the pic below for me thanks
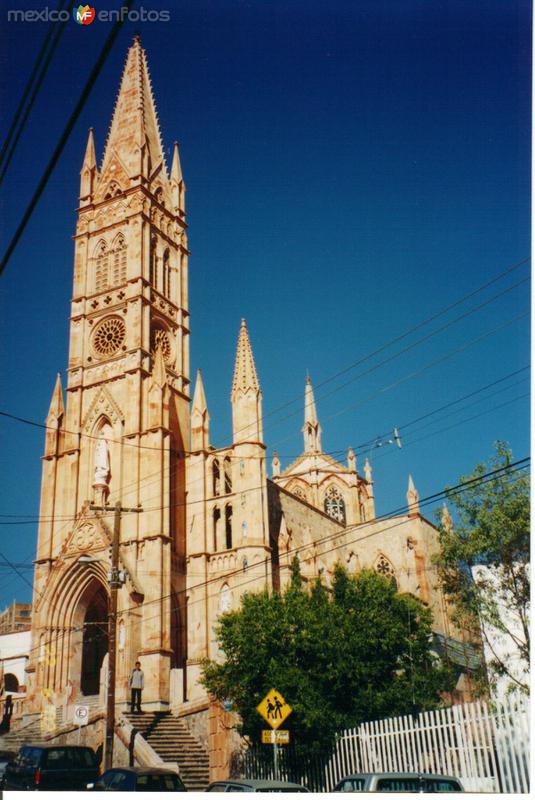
[0,716,43,750]
[122,712,209,791]
[0,695,102,752]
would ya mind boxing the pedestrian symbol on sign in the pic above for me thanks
[257,689,292,729]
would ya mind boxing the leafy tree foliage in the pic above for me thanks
[435,442,530,695]
[202,562,453,757]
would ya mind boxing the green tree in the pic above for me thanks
[201,562,453,758]
[435,442,530,695]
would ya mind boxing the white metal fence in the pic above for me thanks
[244,694,530,792]
[324,695,530,792]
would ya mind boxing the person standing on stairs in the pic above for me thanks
[128,661,144,713]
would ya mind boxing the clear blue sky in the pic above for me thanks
[0,0,530,607]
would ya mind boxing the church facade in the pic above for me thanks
[25,38,475,728]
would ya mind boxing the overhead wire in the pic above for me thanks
[0,0,135,276]
[17,459,529,661]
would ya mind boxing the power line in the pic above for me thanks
[223,256,530,445]
[12,458,529,661]
[0,0,76,185]
[310,365,530,460]
[0,0,135,276]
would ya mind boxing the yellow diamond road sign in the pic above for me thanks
[257,689,292,729]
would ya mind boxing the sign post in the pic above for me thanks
[74,704,89,745]
[257,689,293,782]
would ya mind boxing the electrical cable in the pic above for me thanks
[0,0,135,276]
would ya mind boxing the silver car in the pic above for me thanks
[206,778,309,792]
[333,772,464,792]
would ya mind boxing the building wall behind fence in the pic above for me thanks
[242,695,530,793]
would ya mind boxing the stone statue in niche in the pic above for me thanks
[93,428,111,504]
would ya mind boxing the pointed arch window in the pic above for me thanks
[150,236,158,288]
[212,459,221,497]
[112,236,127,286]
[324,485,346,524]
[225,505,233,550]
[95,242,109,292]
[162,249,170,297]
[375,554,397,590]
[224,457,232,494]
[213,507,221,551]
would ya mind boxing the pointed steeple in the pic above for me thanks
[407,474,420,515]
[232,319,260,395]
[272,451,281,478]
[441,502,453,533]
[364,457,373,483]
[79,128,98,204]
[47,373,65,421]
[302,376,322,453]
[170,141,186,215]
[231,319,262,443]
[191,369,210,450]
[45,373,64,457]
[347,447,356,471]
[101,35,166,180]
[82,127,97,171]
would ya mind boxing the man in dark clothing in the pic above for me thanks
[128,661,144,713]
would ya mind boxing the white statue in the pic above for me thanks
[94,432,110,486]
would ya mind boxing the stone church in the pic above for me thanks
[24,38,476,745]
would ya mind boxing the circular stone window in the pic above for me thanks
[92,316,126,357]
[151,327,173,365]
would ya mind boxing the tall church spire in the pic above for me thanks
[302,376,322,453]
[232,319,260,395]
[191,369,210,450]
[170,141,186,215]
[101,35,166,180]
[231,319,262,443]
[47,373,64,421]
[407,474,420,515]
[79,128,98,204]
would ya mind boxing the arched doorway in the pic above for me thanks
[4,673,19,693]
[81,585,109,696]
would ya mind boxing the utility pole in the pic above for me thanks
[90,500,142,770]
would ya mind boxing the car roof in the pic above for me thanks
[339,773,462,781]
[214,779,307,788]
[106,767,179,776]
[24,743,93,750]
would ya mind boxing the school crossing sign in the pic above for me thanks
[256,689,292,730]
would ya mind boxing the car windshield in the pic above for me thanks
[424,778,462,792]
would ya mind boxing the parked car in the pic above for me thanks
[206,779,309,792]
[87,767,187,792]
[333,773,464,792]
[0,750,17,789]
[3,743,99,790]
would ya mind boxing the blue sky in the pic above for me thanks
[0,0,530,606]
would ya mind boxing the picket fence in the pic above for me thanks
[243,694,530,792]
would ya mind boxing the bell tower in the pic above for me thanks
[28,37,189,713]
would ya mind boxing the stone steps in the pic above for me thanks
[122,712,209,791]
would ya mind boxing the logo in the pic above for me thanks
[74,5,95,25]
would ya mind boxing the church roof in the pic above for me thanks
[101,35,166,178]
[280,450,354,478]
[232,319,260,394]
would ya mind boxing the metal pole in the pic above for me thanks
[273,734,279,781]
[104,501,121,770]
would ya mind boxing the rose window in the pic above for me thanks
[151,327,173,364]
[375,555,397,589]
[92,316,126,357]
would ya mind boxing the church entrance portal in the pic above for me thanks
[80,585,109,696]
